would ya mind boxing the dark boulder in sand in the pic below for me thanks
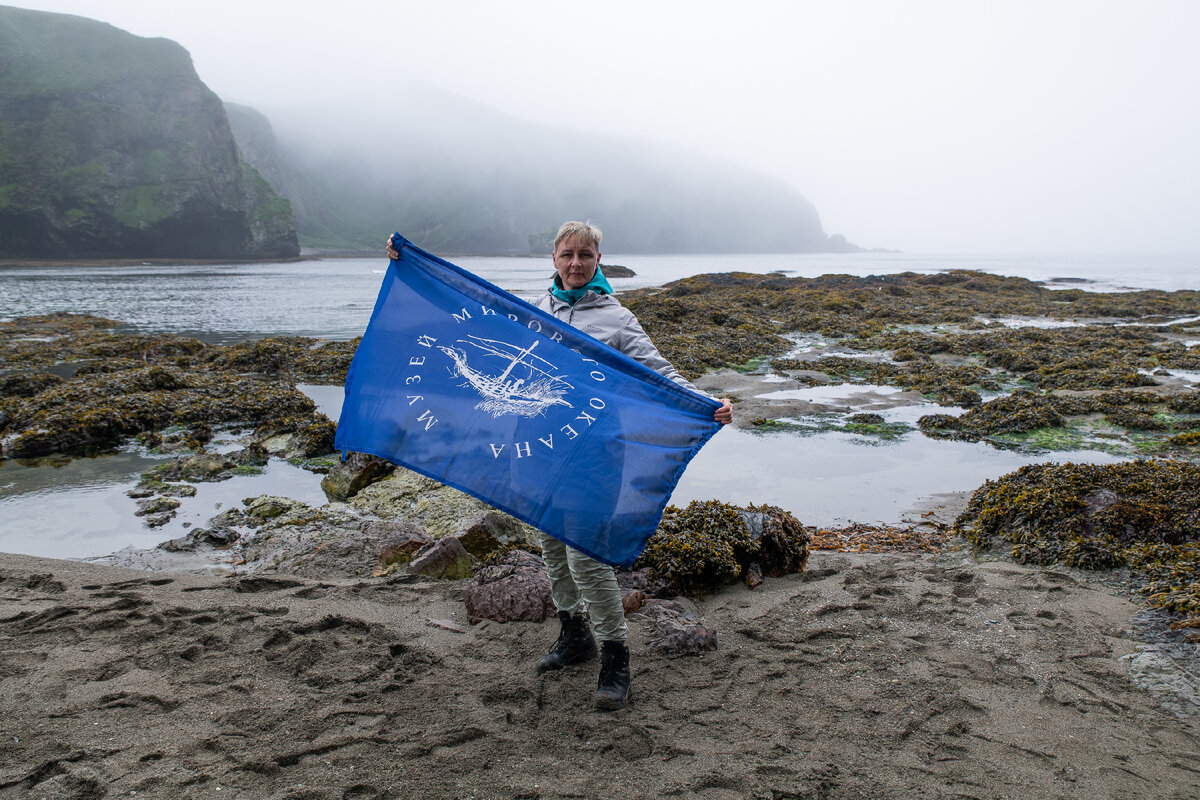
[463,549,554,624]
[636,597,719,656]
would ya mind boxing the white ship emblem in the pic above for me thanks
[438,335,575,418]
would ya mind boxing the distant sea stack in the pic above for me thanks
[0,6,298,259]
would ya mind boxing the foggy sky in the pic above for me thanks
[8,0,1199,255]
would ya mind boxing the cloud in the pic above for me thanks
[9,0,1200,253]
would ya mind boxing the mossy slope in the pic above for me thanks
[0,6,297,259]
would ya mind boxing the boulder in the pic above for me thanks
[636,598,718,656]
[463,550,554,624]
[321,452,397,501]
[405,536,473,581]
[737,506,810,580]
[159,526,241,552]
[244,495,306,522]
[365,520,433,576]
[456,512,529,558]
[621,589,646,614]
[135,496,180,516]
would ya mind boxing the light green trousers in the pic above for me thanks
[538,532,627,643]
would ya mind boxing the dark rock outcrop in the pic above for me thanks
[456,512,530,558]
[0,7,298,259]
[463,549,554,624]
[405,536,472,580]
[320,452,397,501]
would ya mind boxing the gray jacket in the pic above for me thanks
[532,289,704,395]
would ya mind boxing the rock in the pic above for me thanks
[636,598,718,656]
[135,496,180,516]
[232,505,371,577]
[463,549,555,624]
[321,452,397,501]
[456,512,529,558]
[365,520,433,576]
[600,263,636,278]
[151,453,237,482]
[406,537,473,581]
[0,371,63,398]
[737,506,810,578]
[348,467,538,542]
[127,476,196,499]
[244,495,306,522]
[621,589,646,614]
[159,526,240,552]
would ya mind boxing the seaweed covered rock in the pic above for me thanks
[207,336,357,382]
[919,389,1063,441]
[1,364,321,458]
[636,500,809,596]
[0,371,63,398]
[954,460,1200,620]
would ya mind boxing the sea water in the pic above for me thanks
[0,252,1195,559]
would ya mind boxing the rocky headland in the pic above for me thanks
[0,6,298,260]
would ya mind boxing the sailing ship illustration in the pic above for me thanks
[438,335,575,418]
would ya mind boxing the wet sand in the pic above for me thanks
[3,550,1198,800]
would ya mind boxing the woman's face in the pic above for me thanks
[552,234,601,290]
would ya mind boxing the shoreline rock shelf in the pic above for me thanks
[4,264,1200,640]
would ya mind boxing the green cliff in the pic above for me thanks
[0,6,298,259]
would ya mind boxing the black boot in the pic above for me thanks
[593,640,631,711]
[538,611,597,671]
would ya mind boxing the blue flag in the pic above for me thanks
[334,235,722,567]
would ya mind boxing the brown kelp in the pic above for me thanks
[954,461,1200,626]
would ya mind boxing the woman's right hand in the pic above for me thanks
[386,234,400,260]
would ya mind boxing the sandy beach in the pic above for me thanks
[3,548,1198,800]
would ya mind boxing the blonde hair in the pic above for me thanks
[552,220,602,253]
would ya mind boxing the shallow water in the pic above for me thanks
[0,445,327,560]
[2,252,1197,344]
[1,252,1196,560]
[671,427,1123,525]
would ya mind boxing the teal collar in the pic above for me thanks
[550,266,612,305]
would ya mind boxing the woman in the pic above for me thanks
[389,221,732,710]
[529,221,732,712]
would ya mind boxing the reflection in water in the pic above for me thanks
[0,447,327,561]
[670,426,1123,527]
[0,380,1127,560]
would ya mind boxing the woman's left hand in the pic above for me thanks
[714,398,733,425]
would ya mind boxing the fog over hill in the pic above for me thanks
[232,86,853,255]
